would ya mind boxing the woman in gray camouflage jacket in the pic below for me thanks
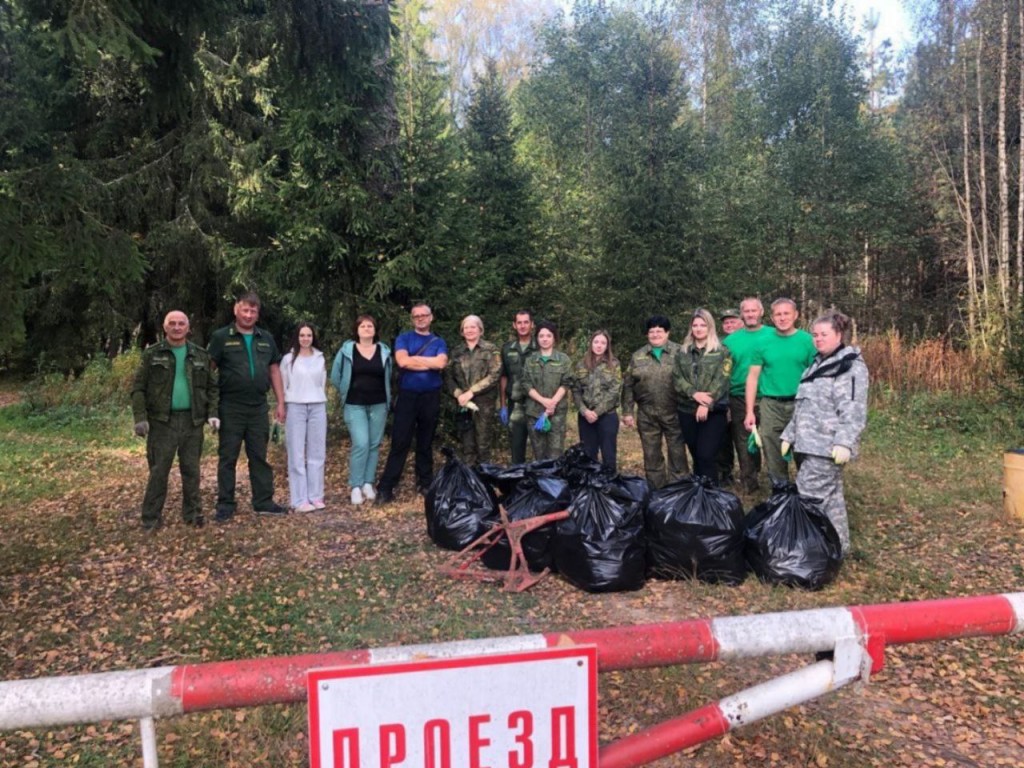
[780,311,869,555]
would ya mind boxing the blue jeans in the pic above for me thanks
[344,402,388,488]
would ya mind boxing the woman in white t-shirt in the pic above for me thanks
[281,322,328,512]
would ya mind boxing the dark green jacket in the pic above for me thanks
[522,351,574,419]
[208,325,282,407]
[622,340,682,417]
[501,337,539,405]
[131,341,218,426]
[672,345,733,414]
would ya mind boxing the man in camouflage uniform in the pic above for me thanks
[499,310,539,463]
[780,315,868,555]
[622,315,690,489]
[132,310,219,530]
[446,314,502,464]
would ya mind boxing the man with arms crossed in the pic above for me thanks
[376,303,449,504]
[743,298,816,484]
[208,291,288,522]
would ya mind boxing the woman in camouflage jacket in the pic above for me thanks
[780,310,869,555]
[673,308,733,483]
[572,329,623,471]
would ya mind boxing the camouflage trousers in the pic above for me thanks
[636,407,690,489]
[143,411,205,526]
[458,400,496,466]
[759,397,795,484]
[528,412,566,460]
[795,453,850,555]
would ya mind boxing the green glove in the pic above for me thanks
[747,428,761,455]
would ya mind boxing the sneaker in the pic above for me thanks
[185,516,205,529]
[255,503,288,517]
[350,487,364,505]
[361,483,376,501]
[311,499,326,510]
[294,502,316,513]
[374,488,394,506]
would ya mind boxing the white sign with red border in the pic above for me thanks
[308,646,597,768]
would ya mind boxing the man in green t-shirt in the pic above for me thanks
[743,298,816,484]
[722,298,774,492]
[131,311,219,530]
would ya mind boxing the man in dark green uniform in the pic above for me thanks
[208,292,287,522]
[131,310,219,530]
[622,315,690,489]
[499,310,539,464]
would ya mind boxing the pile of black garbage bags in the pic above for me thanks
[425,446,843,593]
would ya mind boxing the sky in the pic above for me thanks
[845,1,914,53]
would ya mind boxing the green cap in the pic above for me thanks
[720,308,741,320]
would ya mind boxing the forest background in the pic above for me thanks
[0,0,1019,372]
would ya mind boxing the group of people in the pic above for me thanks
[131,293,868,554]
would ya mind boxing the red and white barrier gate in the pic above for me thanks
[2,593,1022,767]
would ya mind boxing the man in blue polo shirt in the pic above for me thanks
[376,303,449,504]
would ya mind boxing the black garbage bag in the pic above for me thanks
[474,458,561,498]
[559,443,614,490]
[553,473,649,593]
[480,475,572,572]
[646,476,747,585]
[743,483,843,590]
[425,448,499,551]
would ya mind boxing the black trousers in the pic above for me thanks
[378,388,441,492]
[678,409,728,484]
[577,412,619,472]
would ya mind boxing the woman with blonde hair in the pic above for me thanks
[572,329,622,471]
[445,314,502,464]
[673,308,733,483]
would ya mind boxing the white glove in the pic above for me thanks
[751,426,763,448]
[464,401,479,412]
[832,445,852,465]
[207,417,221,431]
[781,440,791,457]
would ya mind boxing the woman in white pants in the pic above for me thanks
[281,322,328,512]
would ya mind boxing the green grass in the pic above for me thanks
[0,403,138,505]
[3,389,1024,767]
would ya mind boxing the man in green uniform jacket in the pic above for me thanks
[743,298,817,484]
[208,291,288,522]
[499,310,539,464]
[131,311,219,530]
[622,315,690,489]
